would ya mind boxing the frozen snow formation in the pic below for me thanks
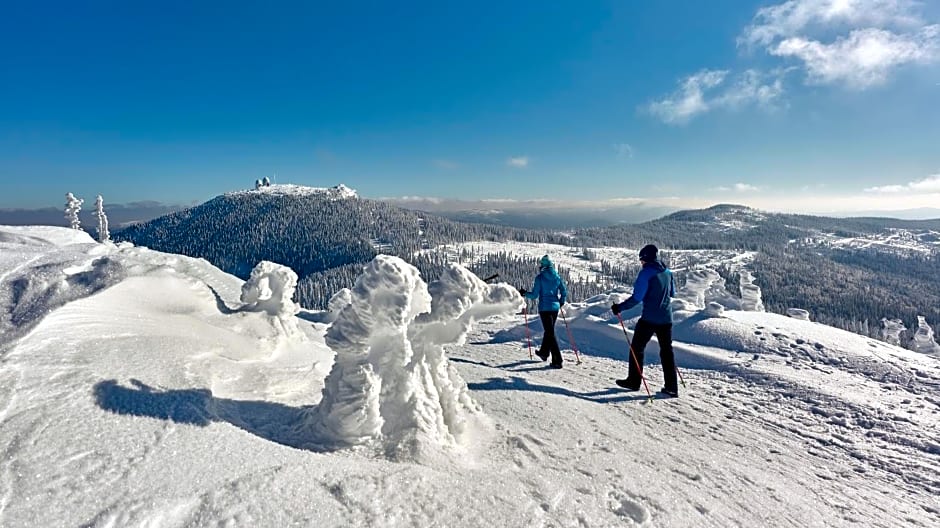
[324,287,352,323]
[881,318,906,346]
[705,302,725,317]
[239,260,299,318]
[309,255,517,461]
[911,316,940,355]
[739,270,764,312]
[786,308,810,321]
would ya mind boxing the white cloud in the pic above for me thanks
[507,156,529,168]
[773,26,939,88]
[647,69,785,125]
[714,183,761,192]
[739,0,924,48]
[738,0,939,89]
[614,143,634,158]
[714,69,787,109]
[864,173,940,192]
[432,159,458,170]
[647,70,728,124]
[382,196,445,204]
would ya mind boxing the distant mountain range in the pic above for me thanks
[0,201,187,229]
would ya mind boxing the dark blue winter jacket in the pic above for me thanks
[616,260,676,325]
[525,266,568,312]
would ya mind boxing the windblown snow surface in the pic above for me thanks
[0,226,938,527]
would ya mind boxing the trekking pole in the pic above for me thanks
[560,308,582,365]
[676,365,686,387]
[522,304,533,360]
[616,313,653,403]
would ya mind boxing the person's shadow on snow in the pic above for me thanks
[92,379,334,451]
[467,376,656,404]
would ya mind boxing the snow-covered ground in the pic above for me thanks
[227,183,359,200]
[795,228,940,256]
[1,226,939,527]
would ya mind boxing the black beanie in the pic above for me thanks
[639,244,658,261]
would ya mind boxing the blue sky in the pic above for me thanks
[2,0,939,212]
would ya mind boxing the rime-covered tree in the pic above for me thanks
[64,193,83,230]
[263,176,271,186]
[94,195,110,242]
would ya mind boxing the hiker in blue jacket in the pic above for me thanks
[611,244,679,397]
[519,255,568,369]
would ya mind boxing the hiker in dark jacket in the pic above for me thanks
[519,255,568,369]
[611,244,679,397]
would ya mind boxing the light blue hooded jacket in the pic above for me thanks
[525,262,568,312]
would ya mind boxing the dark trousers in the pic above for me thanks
[538,311,562,365]
[626,319,677,392]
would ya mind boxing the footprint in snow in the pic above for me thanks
[607,489,651,524]
[506,435,541,467]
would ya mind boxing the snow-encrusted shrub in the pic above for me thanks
[670,298,691,312]
[786,308,810,321]
[881,318,906,346]
[309,255,517,461]
[705,302,725,317]
[911,316,940,355]
[240,260,299,317]
[94,195,110,243]
[324,288,352,323]
[64,193,83,230]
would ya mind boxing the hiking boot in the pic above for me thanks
[615,379,640,391]
[549,363,563,369]
[659,388,679,398]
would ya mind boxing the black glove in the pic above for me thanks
[611,303,621,315]
[518,288,527,295]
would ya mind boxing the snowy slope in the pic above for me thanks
[1,226,938,527]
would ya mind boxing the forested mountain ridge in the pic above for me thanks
[573,203,940,253]
[112,185,573,307]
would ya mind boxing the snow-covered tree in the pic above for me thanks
[94,195,110,243]
[64,193,83,230]
[262,176,271,186]
[308,255,518,459]
[911,316,940,355]
[255,179,263,190]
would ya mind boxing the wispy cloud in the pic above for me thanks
[864,173,940,193]
[383,196,445,204]
[647,70,728,124]
[647,69,785,125]
[507,156,529,168]
[741,0,939,89]
[432,159,458,170]
[714,183,762,192]
[614,143,634,158]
